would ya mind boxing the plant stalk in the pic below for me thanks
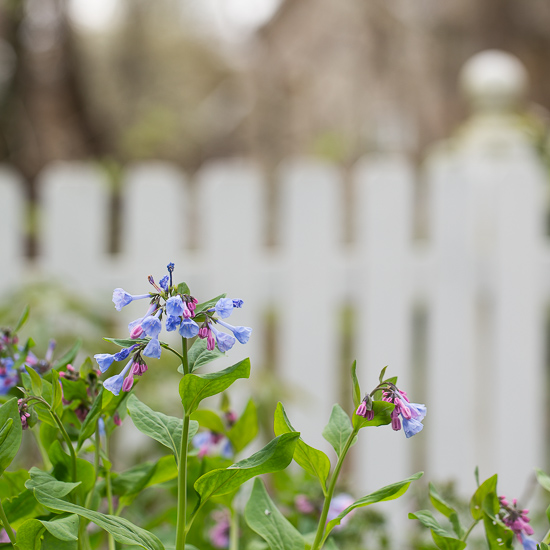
[0,497,16,545]
[31,424,52,470]
[461,519,479,542]
[230,508,239,550]
[175,338,190,549]
[104,433,116,550]
[50,408,77,484]
[310,427,359,550]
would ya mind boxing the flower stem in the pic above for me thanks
[230,508,239,550]
[49,408,77,484]
[310,428,359,550]
[0,497,16,545]
[31,424,52,470]
[175,338,190,549]
[461,519,479,542]
[104,433,116,550]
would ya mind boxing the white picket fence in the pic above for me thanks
[0,50,548,504]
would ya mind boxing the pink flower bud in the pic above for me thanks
[122,374,134,392]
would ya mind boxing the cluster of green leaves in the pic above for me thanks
[410,470,550,550]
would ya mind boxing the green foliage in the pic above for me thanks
[0,399,22,475]
[322,404,355,458]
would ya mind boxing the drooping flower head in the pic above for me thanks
[97,263,252,395]
[499,496,534,541]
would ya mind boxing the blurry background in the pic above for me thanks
[1,0,550,542]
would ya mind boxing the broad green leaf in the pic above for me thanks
[0,398,22,475]
[25,468,80,498]
[195,294,226,314]
[32,379,57,428]
[325,472,423,536]
[16,518,44,550]
[179,358,250,415]
[431,532,467,550]
[79,357,94,380]
[41,531,77,550]
[536,469,550,493]
[48,441,95,495]
[14,305,30,332]
[352,400,394,430]
[30,489,164,550]
[177,282,191,295]
[244,478,306,550]
[470,474,498,520]
[3,489,40,528]
[60,378,88,403]
[350,361,361,409]
[0,419,13,449]
[52,340,81,370]
[40,514,79,541]
[104,337,148,348]
[227,399,258,453]
[449,513,464,539]
[112,456,177,506]
[482,511,513,550]
[185,337,224,373]
[274,402,331,492]
[190,410,226,434]
[322,404,354,457]
[25,367,42,397]
[127,395,198,465]
[0,470,29,498]
[195,432,300,503]
[408,510,454,538]
[429,482,457,519]
[77,388,103,450]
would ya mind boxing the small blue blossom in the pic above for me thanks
[143,337,161,359]
[113,344,137,362]
[217,320,252,344]
[179,318,199,339]
[166,296,184,317]
[211,325,235,352]
[520,534,539,550]
[215,298,235,319]
[103,359,133,396]
[402,417,424,438]
[112,288,150,311]
[141,312,162,338]
[166,315,181,332]
[94,353,116,374]
[232,300,243,308]
[159,275,169,291]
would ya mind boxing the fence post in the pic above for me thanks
[426,50,546,496]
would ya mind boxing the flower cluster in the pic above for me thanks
[96,263,252,395]
[1,328,57,395]
[355,382,426,438]
[499,496,538,549]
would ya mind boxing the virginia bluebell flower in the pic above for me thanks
[103,359,133,396]
[179,318,199,338]
[215,298,235,319]
[500,496,535,542]
[166,296,184,317]
[232,299,243,308]
[210,325,235,352]
[112,289,150,311]
[159,275,169,291]
[166,315,181,332]
[355,394,374,421]
[520,534,539,550]
[216,320,252,344]
[193,431,233,459]
[143,337,161,359]
[327,494,355,530]
[209,509,230,549]
[141,311,162,338]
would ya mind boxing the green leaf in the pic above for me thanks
[40,514,80,541]
[350,361,361,409]
[0,470,30,498]
[29,489,164,550]
[25,367,42,397]
[352,400,394,430]
[536,469,550,492]
[190,410,226,434]
[25,468,80,498]
[48,441,95,495]
[177,282,191,295]
[0,419,13,449]
[429,482,457,519]
[127,395,198,465]
[77,388,103,450]
[0,398,22,475]
[3,489,40,529]
[194,432,300,503]
[482,510,514,550]
[50,370,63,414]
[16,518,44,550]
[408,510,454,538]
[179,358,250,415]
[185,337,225,373]
[470,474,498,520]
[431,531,467,550]
[274,402,331,492]
[227,399,258,453]
[112,455,177,506]
[60,378,88,403]
[52,340,81,370]
[324,472,423,537]
[104,337,149,348]
[322,404,354,457]
[378,366,388,384]
[449,513,464,539]
[195,294,226,314]
[14,306,30,332]
[244,478,306,550]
